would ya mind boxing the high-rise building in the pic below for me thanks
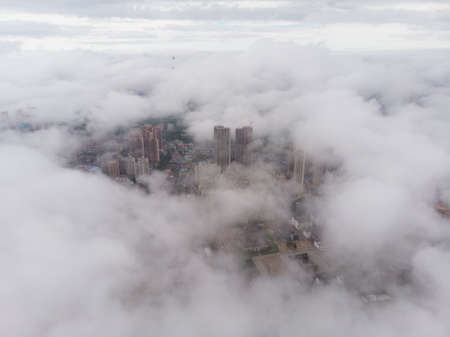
[124,156,136,179]
[147,135,160,163]
[235,126,253,165]
[130,125,160,164]
[130,131,145,158]
[153,126,163,148]
[293,150,307,188]
[291,150,323,193]
[214,125,231,171]
[142,125,160,164]
[118,157,128,174]
[107,159,120,178]
[136,157,150,177]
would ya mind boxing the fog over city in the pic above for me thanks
[1,1,450,337]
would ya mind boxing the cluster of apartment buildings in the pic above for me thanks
[213,125,253,171]
[213,124,324,196]
[105,124,162,181]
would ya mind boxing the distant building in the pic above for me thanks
[118,157,128,175]
[235,126,253,165]
[147,135,160,163]
[124,156,137,179]
[292,150,307,188]
[291,150,323,193]
[107,159,120,178]
[214,125,231,171]
[130,125,160,164]
[76,141,98,165]
[130,131,145,158]
[142,124,160,164]
[153,125,163,148]
[135,157,150,177]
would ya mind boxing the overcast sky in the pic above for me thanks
[1,0,450,52]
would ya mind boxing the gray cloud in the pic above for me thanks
[1,1,450,52]
[0,0,449,29]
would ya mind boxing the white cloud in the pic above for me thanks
[1,3,450,335]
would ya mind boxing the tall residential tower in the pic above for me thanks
[235,126,253,165]
[214,125,231,171]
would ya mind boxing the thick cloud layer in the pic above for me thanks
[1,1,450,51]
[2,0,450,23]
[1,42,450,336]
